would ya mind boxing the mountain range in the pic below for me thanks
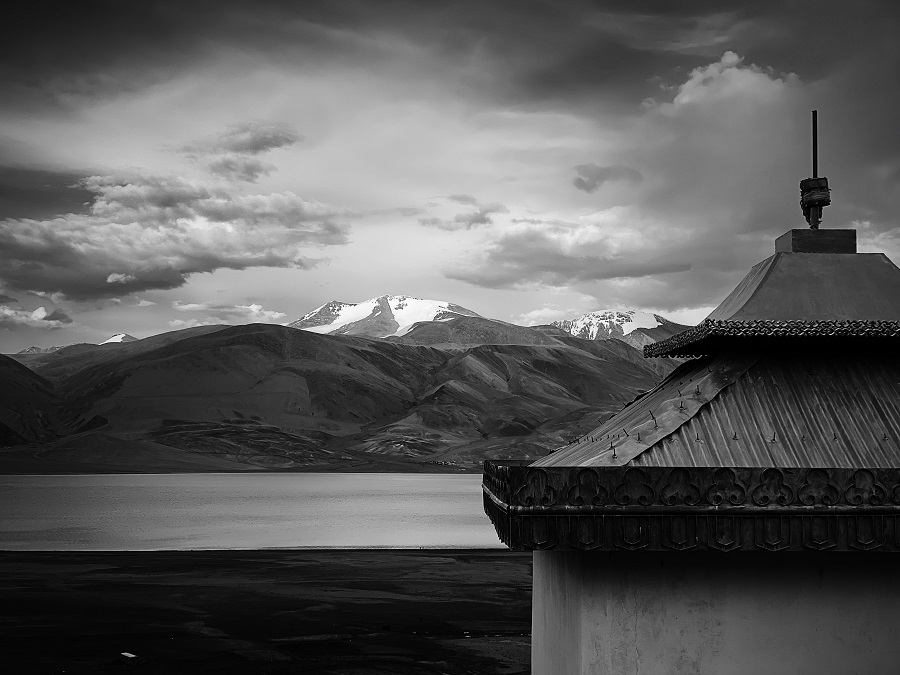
[0,296,690,474]
[289,295,482,338]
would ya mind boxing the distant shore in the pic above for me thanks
[0,549,532,674]
[0,445,482,474]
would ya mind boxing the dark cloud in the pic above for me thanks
[0,172,349,300]
[43,308,73,324]
[573,163,643,193]
[3,2,897,123]
[0,166,94,220]
[0,293,18,303]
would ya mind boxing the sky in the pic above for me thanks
[1,0,899,351]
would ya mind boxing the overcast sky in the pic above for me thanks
[1,0,899,351]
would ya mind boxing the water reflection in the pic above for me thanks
[0,473,503,550]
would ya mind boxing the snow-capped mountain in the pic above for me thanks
[551,310,672,340]
[16,345,64,354]
[289,295,482,338]
[100,333,138,345]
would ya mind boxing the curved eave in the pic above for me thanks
[644,320,900,358]
[482,462,900,551]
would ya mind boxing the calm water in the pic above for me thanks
[0,473,503,551]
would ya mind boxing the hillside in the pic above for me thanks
[0,354,62,446]
[1,323,672,473]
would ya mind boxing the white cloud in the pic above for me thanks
[513,306,574,326]
[168,317,229,329]
[0,173,349,300]
[171,300,287,323]
[0,305,73,329]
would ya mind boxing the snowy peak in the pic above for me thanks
[289,294,482,338]
[551,310,668,340]
[100,333,138,345]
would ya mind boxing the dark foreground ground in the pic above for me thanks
[0,549,532,674]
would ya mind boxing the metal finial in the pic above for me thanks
[800,110,831,229]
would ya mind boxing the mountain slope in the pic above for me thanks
[3,323,671,472]
[0,354,62,445]
[388,316,573,348]
[290,294,482,338]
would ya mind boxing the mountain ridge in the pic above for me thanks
[289,294,483,338]
[1,321,674,473]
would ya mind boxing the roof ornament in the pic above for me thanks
[800,110,831,229]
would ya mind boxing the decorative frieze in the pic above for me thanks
[483,461,900,552]
[644,319,900,358]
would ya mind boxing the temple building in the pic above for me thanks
[483,151,900,672]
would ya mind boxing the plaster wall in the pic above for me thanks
[533,550,900,675]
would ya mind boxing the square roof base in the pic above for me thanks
[775,228,856,253]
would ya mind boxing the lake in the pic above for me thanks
[0,473,504,551]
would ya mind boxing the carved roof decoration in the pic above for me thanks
[483,462,900,551]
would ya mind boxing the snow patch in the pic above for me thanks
[553,310,664,339]
[100,333,137,344]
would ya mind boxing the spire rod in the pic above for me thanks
[800,110,830,229]
[812,109,817,178]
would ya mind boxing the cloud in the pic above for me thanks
[205,156,276,183]
[106,272,136,284]
[447,194,479,205]
[448,51,813,309]
[0,166,94,220]
[514,306,574,326]
[0,292,18,303]
[418,196,509,231]
[447,216,693,290]
[0,173,349,301]
[178,120,301,183]
[0,305,72,330]
[168,317,229,329]
[572,164,643,193]
[179,120,301,157]
[135,298,156,307]
[172,300,287,324]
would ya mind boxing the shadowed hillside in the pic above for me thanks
[0,354,62,446]
[1,323,674,473]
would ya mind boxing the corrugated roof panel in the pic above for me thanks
[533,354,900,468]
[630,356,900,467]
[533,353,759,467]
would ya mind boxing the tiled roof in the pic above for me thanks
[644,319,900,358]
[646,252,900,357]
